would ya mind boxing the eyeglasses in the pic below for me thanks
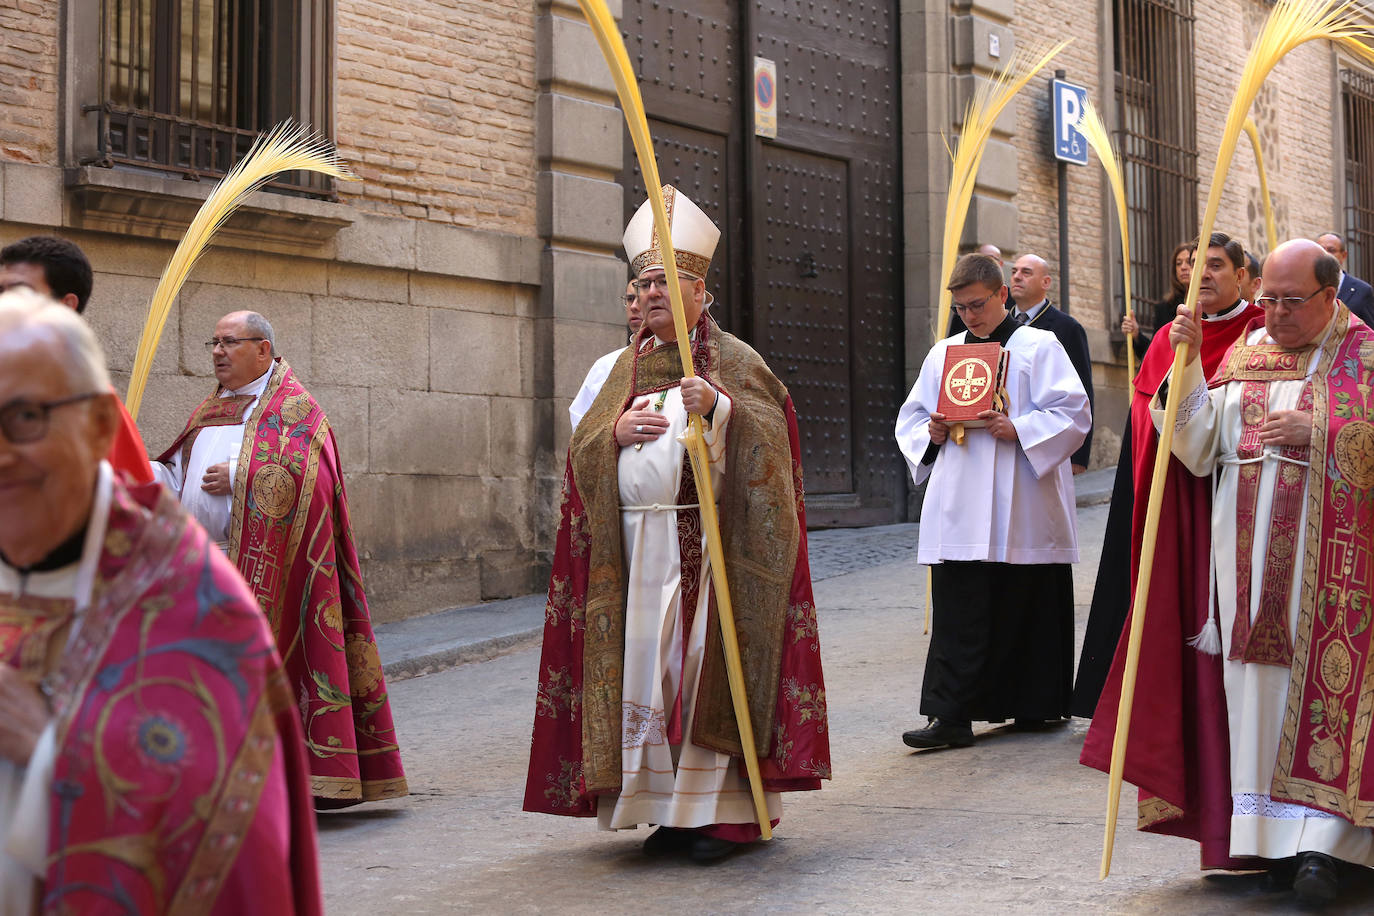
[623,294,637,304]
[1255,289,1323,311]
[0,392,102,444]
[632,277,672,293]
[952,293,996,315]
[204,336,266,351]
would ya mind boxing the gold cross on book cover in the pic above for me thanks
[936,342,1008,442]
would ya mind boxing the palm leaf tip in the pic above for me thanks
[125,121,359,419]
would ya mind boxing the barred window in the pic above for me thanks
[1342,68,1374,280]
[1113,0,1198,327]
[88,1,333,195]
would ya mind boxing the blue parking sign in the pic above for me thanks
[1051,79,1089,165]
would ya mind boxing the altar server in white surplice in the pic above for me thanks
[569,280,642,432]
[895,253,1090,751]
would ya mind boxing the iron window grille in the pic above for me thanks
[1342,68,1374,281]
[1113,0,1199,331]
[85,0,334,197]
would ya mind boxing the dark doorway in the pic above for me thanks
[620,0,905,525]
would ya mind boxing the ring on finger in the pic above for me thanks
[635,424,643,433]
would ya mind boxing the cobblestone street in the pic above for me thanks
[320,501,1373,913]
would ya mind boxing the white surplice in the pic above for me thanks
[149,365,273,547]
[895,325,1090,564]
[569,347,626,432]
[1157,311,1374,864]
[0,463,113,915]
[595,374,783,831]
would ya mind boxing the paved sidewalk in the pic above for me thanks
[375,465,1117,681]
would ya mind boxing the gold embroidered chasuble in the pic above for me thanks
[570,319,804,794]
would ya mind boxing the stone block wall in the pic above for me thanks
[0,2,565,624]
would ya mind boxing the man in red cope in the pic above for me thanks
[524,186,830,863]
[151,310,406,808]
[1073,232,1263,717]
[0,236,152,483]
[1084,239,1374,903]
[0,291,321,913]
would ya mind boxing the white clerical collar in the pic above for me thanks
[0,461,112,613]
[1016,299,1049,322]
[222,364,274,398]
[1203,299,1249,322]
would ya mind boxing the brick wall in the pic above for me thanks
[336,0,538,234]
[1011,3,1106,334]
[0,0,58,164]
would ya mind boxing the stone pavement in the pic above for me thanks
[322,490,1374,912]
[374,466,1117,681]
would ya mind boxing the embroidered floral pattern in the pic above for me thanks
[788,601,818,646]
[536,666,580,720]
[544,757,583,810]
[772,721,794,771]
[782,677,828,733]
[568,509,590,558]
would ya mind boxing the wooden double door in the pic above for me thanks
[620,0,906,526]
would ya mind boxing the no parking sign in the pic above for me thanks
[754,57,777,138]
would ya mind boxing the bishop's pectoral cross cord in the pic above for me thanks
[634,388,672,452]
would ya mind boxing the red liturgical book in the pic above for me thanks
[936,342,1007,427]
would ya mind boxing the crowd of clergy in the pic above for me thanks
[3,178,1374,909]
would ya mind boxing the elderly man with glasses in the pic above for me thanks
[895,252,1090,751]
[151,310,406,810]
[1085,238,1374,903]
[0,291,323,912]
[525,185,830,863]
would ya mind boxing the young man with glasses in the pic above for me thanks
[150,310,407,811]
[895,252,1090,750]
[1085,238,1374,903]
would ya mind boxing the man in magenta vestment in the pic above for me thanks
[0,291,322,913]
[1085,240,1374,903]
[151,310,406,807]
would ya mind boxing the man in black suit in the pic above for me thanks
[1008,254,1094,472]
[1317,232,1374,325]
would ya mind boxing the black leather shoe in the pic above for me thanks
[689,833,741,864]
[1292,851,1340,903]
[902,718,974,749]
[642,826,693,857]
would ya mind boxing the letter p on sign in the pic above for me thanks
[1051,78,1089,166]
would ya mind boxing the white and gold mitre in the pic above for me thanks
[623,185,720,280]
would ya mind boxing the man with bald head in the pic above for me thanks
[0,291,322,912]
[1316,231,1374,325]
[1008,254,1094,471]
[1085,239,1374,902]
[152,310,407,809]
